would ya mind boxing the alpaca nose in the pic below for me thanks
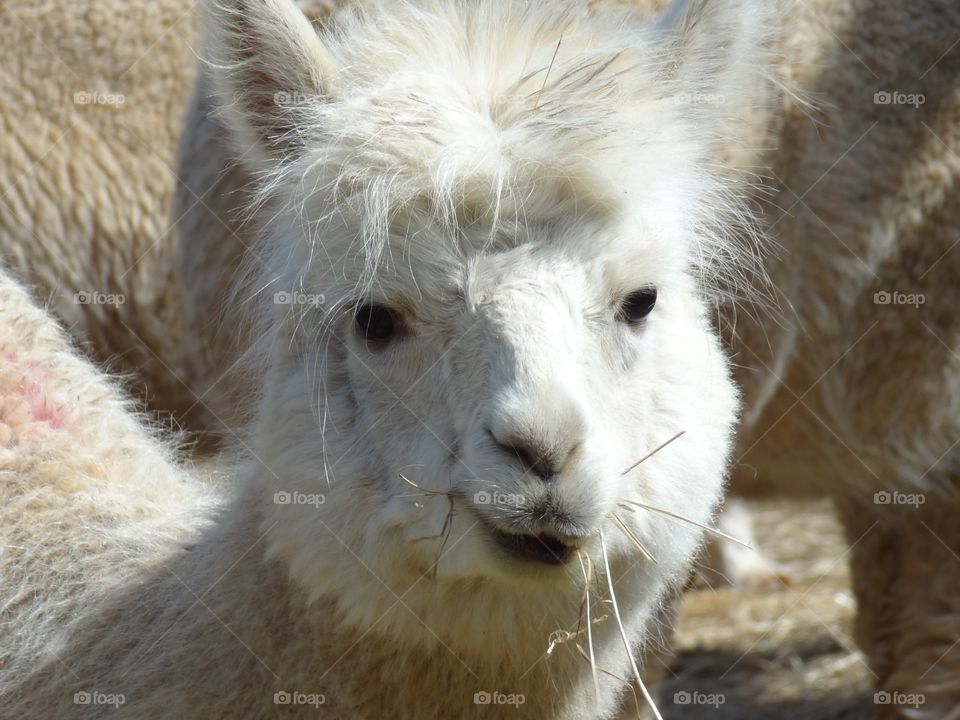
[486,423,581,482]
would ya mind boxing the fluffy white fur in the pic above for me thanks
[0,0,774,717]
[7,0,960,716]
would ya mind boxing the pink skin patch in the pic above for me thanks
[1,348,69,433]
[18,376,65,429]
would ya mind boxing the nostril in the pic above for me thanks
[485,426,561,481]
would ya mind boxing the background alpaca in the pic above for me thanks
[0,0,765,717]
[0,0,215,440]
[728,3,960,712]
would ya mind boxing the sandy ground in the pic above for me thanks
[659,499,874,720]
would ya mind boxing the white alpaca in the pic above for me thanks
[0,0,770,717]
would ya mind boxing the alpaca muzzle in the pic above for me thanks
[470,490,596,566]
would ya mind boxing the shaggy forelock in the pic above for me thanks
[201,0,779,364]
[245,2,744,278]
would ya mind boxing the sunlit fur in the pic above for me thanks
[217,0,761,706]
[1,0,774,718]
[215,0,768,648]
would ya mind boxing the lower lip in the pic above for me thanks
[488,528,579,565]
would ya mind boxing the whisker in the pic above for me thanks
[399,473,451,497]
[691,558,737,590]
[577,551,601,705]
[572,644,642,717]
[399,474,456,577]
[620,431,686,476]
[611,513,658,564]
[534,35,564,110]
[599,528,664,720]
[619,499,753,550]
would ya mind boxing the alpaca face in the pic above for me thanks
[348,223,736,584]
[205,0,764,643]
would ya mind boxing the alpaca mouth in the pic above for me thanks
[488,527,579,565]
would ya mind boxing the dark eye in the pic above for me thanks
[355,303,398,343]
[616,287,657,326]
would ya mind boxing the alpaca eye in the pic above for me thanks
[355,303,397,343]
[616,287,657,326]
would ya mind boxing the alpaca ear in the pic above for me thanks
[653,0,774,118]
[202,0,337,167]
